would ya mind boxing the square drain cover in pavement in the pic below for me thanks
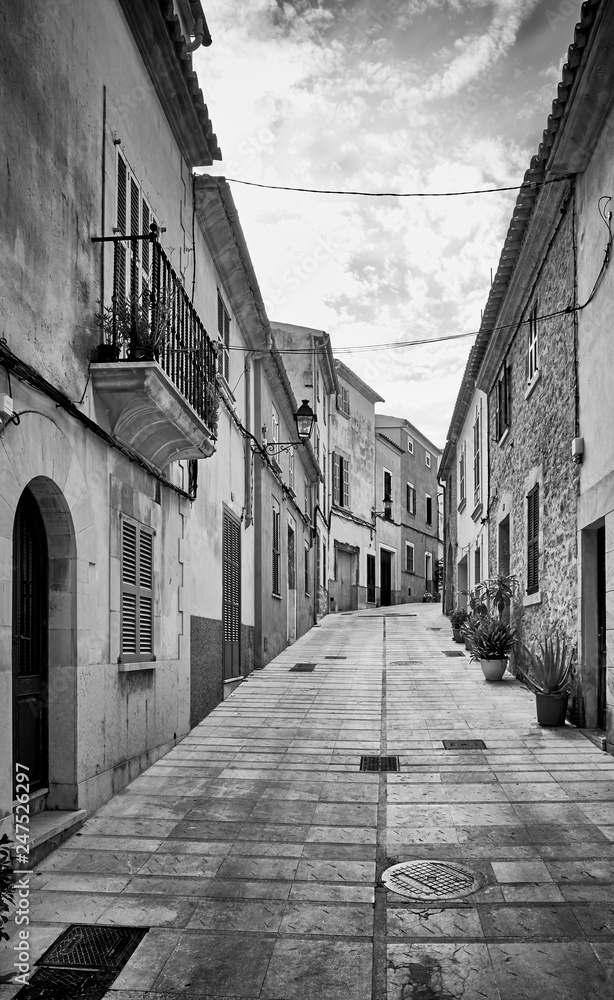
[443,650,465,657]
[360,755,400,772]
[325,655,347,659]
[442,739,486,749]
[37,924,147,971]
[290,662,316,672]
[382,860,483,900]
[426,627,442,631]
[14,967,117,1000]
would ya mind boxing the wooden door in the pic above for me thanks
[13,488,49,794]
[222,511,241,679]
[337,550,353,611]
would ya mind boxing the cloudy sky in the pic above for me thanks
[195,0,580,448]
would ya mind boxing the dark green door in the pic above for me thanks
[222,511,241,680]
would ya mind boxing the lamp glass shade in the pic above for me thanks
[294,399,316,441]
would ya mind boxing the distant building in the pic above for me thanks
[376,416,442,604]
[328,362,383,611]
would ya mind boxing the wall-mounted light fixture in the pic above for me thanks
[264,399,316,454]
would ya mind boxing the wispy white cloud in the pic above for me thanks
[196,0,567,443]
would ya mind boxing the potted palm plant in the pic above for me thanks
[515,634,575,726]
[449,608,469,642]
[464,615,517,681]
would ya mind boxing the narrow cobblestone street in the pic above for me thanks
[4,604,614,999]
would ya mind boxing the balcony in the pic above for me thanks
[90,232,218,470]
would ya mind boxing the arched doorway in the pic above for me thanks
[11,477,78,812]
[12,487,49,795]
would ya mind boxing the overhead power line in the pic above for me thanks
[225,174,572,199]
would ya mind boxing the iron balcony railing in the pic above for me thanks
[99,227,219,436]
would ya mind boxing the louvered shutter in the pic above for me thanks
[342,459,350,508]
[223,513,241,678]
[116,152,128,301]
[121,519,154,661]
[333,454,340,505]
[272,507,280,595]
[527,485,539,594]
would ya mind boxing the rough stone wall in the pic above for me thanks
[487,198,579,684]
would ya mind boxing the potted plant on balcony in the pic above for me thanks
[449,607,469,642]
[464,615,517,681]
[515,633,575,726]
[94,295,169,362]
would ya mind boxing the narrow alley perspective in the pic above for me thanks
[4,604,614,1000]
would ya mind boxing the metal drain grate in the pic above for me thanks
[14,967,116,1000]
[360,755,400,772]
[382,860,483,900]
[389,660,423,665]
[37,924,147,971]
[325,655,347,659]
[443,650,465,657]
[290,662,316,672]
[442,739,486,750]
[426,627,442,631]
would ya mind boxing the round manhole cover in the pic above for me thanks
[381,860,483,900]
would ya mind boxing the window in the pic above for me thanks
[473,405,481,506]
[304,543,310,596]
[271,405,279,459]
[425,451,431,468]
[425,494,433,525]
[116,149,158,312]
[367,553,376,603]
[322,447,326,506]
[527,483,539,594]
[407,435,414,454]
[272,502,281,596]
[323,542,327,586]
[405,542,414,573]
[383,470,392,519]
[217,292,230,382]
[496,363,511,439]
[288,449,294,490]
[474,546,481,585]
[338,385,350,416]
[316,532,321,589]
[316,364,320,401]
[120,518,154,662]
[333,454,350,508]
[527,303,539,383]
[406,483,416,515]
[304,479,309,517]
[458,442,466,507]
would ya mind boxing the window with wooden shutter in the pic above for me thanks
[338,386,350,416]
[367,553,376,603]
[341,457,350,508]
[304,543,310,596]
[527,303,539,383]
[115,150,159,312]
[473,405,481,505]
[496,364,511,440]
[333,453,340,505]
[458,442,466,505]
[407,483,416,515]
[406,543,414,573]
[527,484,540,594]
[425,494,433,525]
[218,293,230,382]
[223,511,241,679]
[121,518,154,662]
[272,503,281,596]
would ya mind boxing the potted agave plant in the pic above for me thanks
[463,615,517,681]
[515,633,575,726]
[449,608,469,643]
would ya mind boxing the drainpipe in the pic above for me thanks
[185,2,212,51]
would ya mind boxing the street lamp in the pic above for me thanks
[264,399,316,454]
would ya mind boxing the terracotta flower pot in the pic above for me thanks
[480,658,506,681]
[452,629,463,642]
[535,694,568,726]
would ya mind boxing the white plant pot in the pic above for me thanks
[480,658,507,681]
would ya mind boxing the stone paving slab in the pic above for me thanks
[3,605,614,999]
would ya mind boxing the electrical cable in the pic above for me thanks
[224,175,573,199]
